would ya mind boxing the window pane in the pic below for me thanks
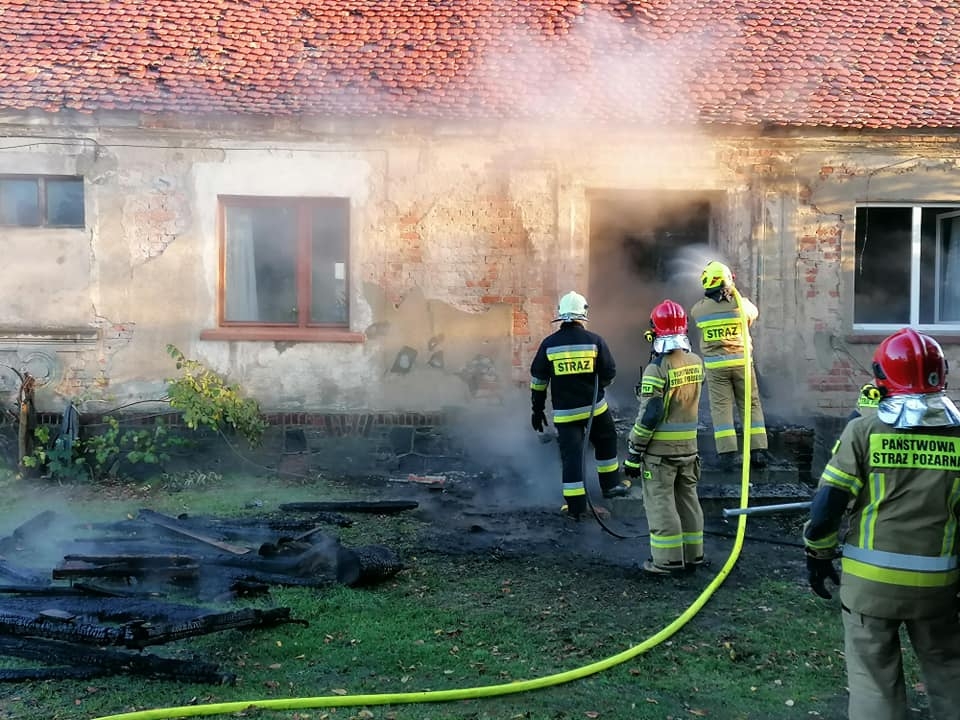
[854,207,911,324]
[224,205,298,323]
[45,178,85,227]
[0,179,40,226]
[310,201,349,324]
[936,213,960,322]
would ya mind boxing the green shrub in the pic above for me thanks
[21,346,267,483]
[165,344,267,447]
[24,417,178,482]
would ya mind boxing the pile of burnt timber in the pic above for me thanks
[0,501,409,683]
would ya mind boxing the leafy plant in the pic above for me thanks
[84,416,174,475]
[165,344,267,446]
[24,417,176,481]
[21,425,88,481]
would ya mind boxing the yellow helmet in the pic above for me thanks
[701,261,735,291]
[857,383,881,412]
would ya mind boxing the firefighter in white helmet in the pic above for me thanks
[624,300,706,574]
[530,291,630,520]
[688,260,770,470]
[802,328,960,720]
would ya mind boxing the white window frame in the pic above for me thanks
[853,202,960,333]
[934,210,960,325]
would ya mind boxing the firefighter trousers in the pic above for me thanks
[705,363,768,455]
[640,454,704,567]
[842,606,960,720]
[555,409,621,518]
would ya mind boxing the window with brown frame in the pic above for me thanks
[0,175,85,228]
[219,196,350,329]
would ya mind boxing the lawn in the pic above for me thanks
[0,470,932,720]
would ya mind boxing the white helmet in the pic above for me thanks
[555,291,589,322]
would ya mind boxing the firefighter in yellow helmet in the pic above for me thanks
[530,291,630,520]
[848,382,881,421]
[688,260,769,470]
[624,300,706,574]
[802,328,960,720]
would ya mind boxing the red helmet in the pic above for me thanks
[872,328,947,396]
[650,300,687,336]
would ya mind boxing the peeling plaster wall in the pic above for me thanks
[2,118,958,419]
[785,141,960,417]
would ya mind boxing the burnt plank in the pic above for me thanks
[0,584,166,599]
[0,596,216,624]
[279,500,419,514]
[52,559,199,582]
[0,636,234,684]
[62,553,197,567]
[138,509,251,554]
[133,607,306,648]
[0,666,107,682]
[0,510,59,554]
[0,610,136,646]
[0,560,48,586]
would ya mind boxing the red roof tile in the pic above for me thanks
[0,0,959,128]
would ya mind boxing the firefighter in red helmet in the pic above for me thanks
[624,300,706,574]
[802,328,960,720]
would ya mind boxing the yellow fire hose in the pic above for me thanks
[93,288,756,720]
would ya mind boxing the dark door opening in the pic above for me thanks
[587,190,720,407]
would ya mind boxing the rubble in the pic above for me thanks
[0,502,409,683]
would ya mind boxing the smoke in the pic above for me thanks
[668,244,734,294]
[444,395,563,511]
[474,4,708,126]
[0,488,91,571]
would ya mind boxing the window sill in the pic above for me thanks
[200,327,365,343]
[845,334,960,345]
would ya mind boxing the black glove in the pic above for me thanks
[623,451,644,479]
[531,409,548,433]
[806,552,841,600]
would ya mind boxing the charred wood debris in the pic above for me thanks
[0,502,408,684]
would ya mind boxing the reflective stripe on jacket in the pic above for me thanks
[629,351,704,457]
[529,322,616,424]
[689,295,757,360]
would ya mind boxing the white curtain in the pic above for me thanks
[224,209,259,322]
[942,217,960,322]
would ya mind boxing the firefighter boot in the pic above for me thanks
[717,452,739,472]
[602,480,632,499]
[750,449,771,469]
[642,559,685,576]
[561,498,588,522]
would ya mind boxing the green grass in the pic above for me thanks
[0,475,933,720]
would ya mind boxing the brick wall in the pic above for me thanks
[35,410,447,435]
[368,190,558,383]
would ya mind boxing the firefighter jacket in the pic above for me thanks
[628,350,704,457]
[530,322,616,424]
[804,414,960,619]
[689,294,758,370]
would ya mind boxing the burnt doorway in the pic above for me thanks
[587,190,720,407]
